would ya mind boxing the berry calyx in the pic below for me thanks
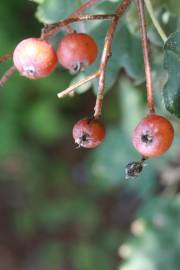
[13,38,57,79]
[57,33,98,72]
[132,114,174,157]
[125,157,147,180]
[72,118,105,148]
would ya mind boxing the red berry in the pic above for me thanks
[13,38,57,79]
[132,114,174,157]
[72,118,105,148]
[57,33,98,72]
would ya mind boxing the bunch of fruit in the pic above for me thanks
[0,0,175,179]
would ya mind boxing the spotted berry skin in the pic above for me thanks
[132,114,174,157]
[57,33,98,72]
[13,38,57,79]
[72,118,105,148]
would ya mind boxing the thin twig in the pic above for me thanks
[94,0,132,118]
[57,71,100,98]
[0,52,13,64]
[0,66,16,87]
[137,0,155,113]
[42,0,103,38]
[144,0,167,43]
[43,14,116,40]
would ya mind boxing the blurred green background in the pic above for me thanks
[0,1,180,269]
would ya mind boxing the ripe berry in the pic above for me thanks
[72,118,105,148]
[132,114,174,157]
[57,33,98,72]
[13,38,57,79]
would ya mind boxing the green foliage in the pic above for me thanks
[85,23,144,93]
[119,195,180,270]
[163,32,180,117]
[89,76,176,198]
[0,1,180,270]
[151,0,180,15]
[36,0,145,92]
[35,0,86,23]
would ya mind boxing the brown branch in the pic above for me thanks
[94,0,132,118]
[42,0,103,38]
[137,0,155,113]
[43,14,116,40]
[57,71,100,98]
[0,52,13,64]
[0,66,16,87]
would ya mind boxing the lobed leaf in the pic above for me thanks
[163,31,180,117]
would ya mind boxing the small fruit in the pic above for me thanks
[132,114,174,157]
[57,33,98,72]
[72,118,105,148]
[13,38,57,79]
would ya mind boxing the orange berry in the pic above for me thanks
[132,114,174,157]
[57,33,98,72]
[13,38,57,79]
[73,118,105,148]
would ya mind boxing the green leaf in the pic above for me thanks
[35,0,90,24]
[84,22,144,94]
[148,6,180,47]
[163,31,180,117]
[151,0,180,15]
[35,0,79,23]
[35,0,121,25]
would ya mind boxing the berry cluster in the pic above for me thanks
[11,34,176,175]
[13,33,98,79]
[12,33,104,149]
[0,0,175,180]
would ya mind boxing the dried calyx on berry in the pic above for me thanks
[72,117,105,149]
[125,157,147,180]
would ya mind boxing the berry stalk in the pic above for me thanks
[0,52,13,64]
[0,66,16,87]
[137,0,155,114]
[94,0,132,118]
[57,71,100,98]
[144,0,167,43]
